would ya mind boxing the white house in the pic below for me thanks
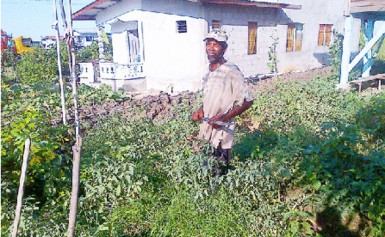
[40,36,62,49]
[73,0,362,92]
[73,29,99,49]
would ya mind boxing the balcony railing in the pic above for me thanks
[100,62,145,80]
[78,63,96,86]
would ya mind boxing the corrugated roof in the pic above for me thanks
[73,0,120,21]
[72,0,301,21]
[193,0,301,9]
[349,0,385,14]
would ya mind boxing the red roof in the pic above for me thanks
[73,0,119,21]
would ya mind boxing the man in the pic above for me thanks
[192,29,254,176]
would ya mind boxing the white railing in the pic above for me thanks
[99,62,115,79]
[100,62,145,80]
[78,63,95,85]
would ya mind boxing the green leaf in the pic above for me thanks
[116,184,121,196]
[311,180,321,190]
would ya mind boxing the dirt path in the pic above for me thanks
[249,66,333,91]
[68,66,333,128]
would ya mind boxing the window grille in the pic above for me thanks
[318,24,333,46]
[248,22,257,54]
[212,20,221,30]
[176,20,187,33]
[286,23,303,52]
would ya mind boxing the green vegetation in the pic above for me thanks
[371,37,385,75]
[1,42,384,237]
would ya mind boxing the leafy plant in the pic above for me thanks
[329,30,344,81]
[1,48,18,67]
[2,47,384,237]
[267,31,279,74]
[15,45,69,84]
[245,76,363,133]
[76,42,113,63]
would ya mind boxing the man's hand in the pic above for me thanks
[208,100,253,129]
[192,108,204,122]
[208,114,227,129]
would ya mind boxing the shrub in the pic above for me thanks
[2,55,384,236]
[246,76,363,133]
[15,46,68,84]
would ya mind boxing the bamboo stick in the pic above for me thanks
[11,138,31,237]
[60,1,82,236]
[67,136,82,237]
[53,0,67,125]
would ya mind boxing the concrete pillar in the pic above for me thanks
[138,21,145,63]
[97,25,105,63]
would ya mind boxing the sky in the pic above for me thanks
[1,0,97,41]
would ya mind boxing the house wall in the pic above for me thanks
[92,0,363,92]
[97,0,207,92]
[279,0,361,72]
[204,0,361,75]
[374,21,385,35]
[138,2,207,92]
[202,4,292,76]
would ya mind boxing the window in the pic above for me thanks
[211,20,221,30]
[176,20,187,33]
[21,38,33,47]
[248,22,257,55]
[286,23,303,52]
[85,36,93,42]
[318,24,333,46]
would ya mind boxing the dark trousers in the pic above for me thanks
[211,143,232,176]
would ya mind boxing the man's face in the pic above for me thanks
[206,39,226,64]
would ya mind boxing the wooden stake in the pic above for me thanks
[11,138,31,237]
[53,0,67,125]
[67,136,82,237]
[58,1,82,236]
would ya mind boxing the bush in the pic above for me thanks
[245,76,364,133]
[2,54,384,236]
[76,42,112,63]
[15,45,69,84]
